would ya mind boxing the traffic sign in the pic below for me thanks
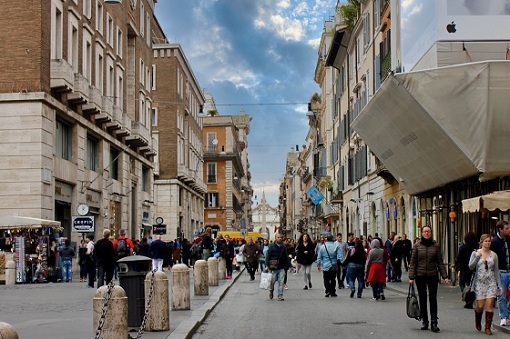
[241,229,248,236]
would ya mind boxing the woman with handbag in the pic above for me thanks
[409,225,450,333]
[469,234,502,335]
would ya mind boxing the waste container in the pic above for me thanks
[117,255,152,327]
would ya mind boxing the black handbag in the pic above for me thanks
[406,283,421,320]
[462,268,476,304]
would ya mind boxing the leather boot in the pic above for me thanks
[475,309,483,331]
[485,311,493,335]
[431,318,440,333]
[421,317,429,330]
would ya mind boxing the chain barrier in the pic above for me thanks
[132,269,157,339]
[94,280,116,339]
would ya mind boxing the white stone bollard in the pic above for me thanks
[171,264,190,310]
[194,260,209,296]
[218,257,226,280]
[93,285,128,339]
[144,271,169,331]
[5,260,15,286]
[207,257,219,286]
[0,322,19,339]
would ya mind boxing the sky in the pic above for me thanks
[155,0,339,207]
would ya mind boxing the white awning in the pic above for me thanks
[352,61,510,195]
[462,190,510,213]
[0,216,61,230]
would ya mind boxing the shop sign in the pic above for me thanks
[72,216,95,233]
[153,224,166,235]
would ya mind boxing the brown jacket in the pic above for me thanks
[408,240,448,280]
[242,243,260,263]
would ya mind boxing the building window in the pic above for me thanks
[106,14,114,46]
[83,0,92,19]
[207,163,216,183]
[151,108,158,127]
[207,132,217,152]
[86,135,98,171]
[96,46,104,93]
[109,148,119,180]
[139,93,145,125]
[56,119,72,160]
[68,19,79,68]
[51,1,63,60]
[142,167,150,192]
[139,59,145,85]
[140,2,145,37]
[96,1,103,35]
[206,193,219,208]
[116,27,123,58]
[151,64,157,90]
[83,32,92,81]
[146,12,151,45]
[106,59,114,98]
[116,67,123,109]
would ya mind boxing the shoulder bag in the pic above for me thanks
[324,244,338,272]
[406,283,421,320]
[268,245,284,270]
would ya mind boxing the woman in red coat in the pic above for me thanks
[365,238,390,301]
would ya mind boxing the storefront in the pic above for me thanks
[0,216,63,284]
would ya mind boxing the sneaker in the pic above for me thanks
[500,318,507,326]
[370,297,378,301]
[380,294,386,301]
[277,296,284,301]
[269,291,273,299]
[350,291,355,298]
[330,293,338,297]
[303,286,308,290]
[284,284,289,290]
[309,282,312,288]
[325,293,330,298]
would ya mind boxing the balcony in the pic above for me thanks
[106,105,123,131]
[67,74,89,104]
[115,113,131,137]
[125,121,150,147]
[50,59,74,93]
[83,86,102,115]
[177,164,193,183]
[323,203,340,218]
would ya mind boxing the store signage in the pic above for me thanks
[306,186,324,205]
[153,224,166,235]
[72,216,95,233]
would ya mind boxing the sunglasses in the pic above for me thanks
[485,260,489,271]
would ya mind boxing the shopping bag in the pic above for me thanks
[406,283,421,320]
[259,272,272,290]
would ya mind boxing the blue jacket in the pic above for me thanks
[490,233,510,271]
[150,239,167,260]
[317,241,342,271]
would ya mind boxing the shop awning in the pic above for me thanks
[351,61,510,195]
[0,216,61,229]
[462,190,510,213]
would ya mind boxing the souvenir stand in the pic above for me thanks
[0,216,62,283]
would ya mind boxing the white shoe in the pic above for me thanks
[500,318,507,326]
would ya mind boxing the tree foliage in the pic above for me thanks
[337,0,361,31]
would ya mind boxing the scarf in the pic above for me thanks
[421,237,433,247]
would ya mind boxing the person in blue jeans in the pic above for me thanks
[344,240,367,298]
[490,220,510,326]
[59,239,75,282]
[265,234,291,301]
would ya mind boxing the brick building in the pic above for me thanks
[152,44,206,241]
[0,0,163,243]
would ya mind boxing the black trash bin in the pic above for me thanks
[117,255,152,327]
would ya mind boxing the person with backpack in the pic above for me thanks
[189,237,203,267]
[113,229,134,260]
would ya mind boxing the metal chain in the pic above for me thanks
[133,269,157,339]
[95,280,116,339]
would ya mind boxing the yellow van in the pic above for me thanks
[216,231,265,242]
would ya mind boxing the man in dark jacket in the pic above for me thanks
[242,237,260,281]
[490,220,510,326]
[59,239,75,282]
[265,233,291,301]
[150,234,167,271]
[94,229,115,288]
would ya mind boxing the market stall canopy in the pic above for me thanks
[0,215,61,229]
[351,61,510,195]
[462,190,510,213]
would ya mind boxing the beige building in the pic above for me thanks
[0,0,165,242]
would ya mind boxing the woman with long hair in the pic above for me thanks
[296,233,315,290]
[470,234,502,335]
[344,240,367,298]
[409,225,450,333]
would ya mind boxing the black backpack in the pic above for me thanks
[116,238,128,259]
